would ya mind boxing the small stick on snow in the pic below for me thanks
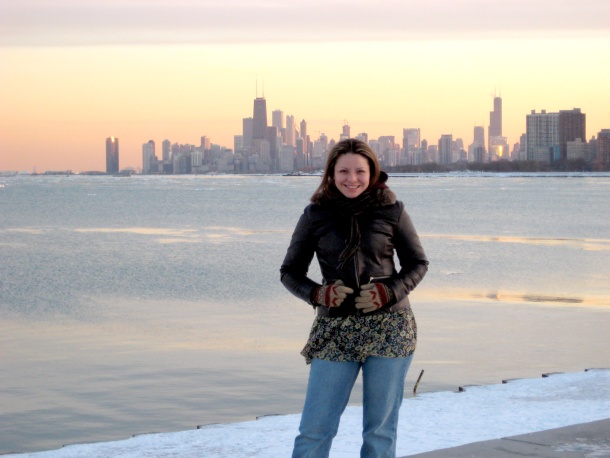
[413,369,424,395]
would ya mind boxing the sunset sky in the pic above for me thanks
[1,0,609,172]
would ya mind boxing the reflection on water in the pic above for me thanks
[71,226,289,243]
[418,289,609,307]
[203,226,289,235]
[72,226,288,236]
[422,234,610,251]
[5,228,45,234]
[74,227,198,236]
[519,294,583,304]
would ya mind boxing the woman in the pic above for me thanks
[280,138,429,457]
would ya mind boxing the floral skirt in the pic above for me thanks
[301,308,417,364]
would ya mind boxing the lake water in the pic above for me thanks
[1,173,609,454]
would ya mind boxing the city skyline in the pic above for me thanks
[136,95,604,175]
[6,90,609,174]
[1,0,609,172]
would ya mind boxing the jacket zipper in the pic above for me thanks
[370,275,391,282]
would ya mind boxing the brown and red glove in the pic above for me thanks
[312,280,354,308]
[355,283,395,313]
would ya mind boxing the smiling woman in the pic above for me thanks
[280,138,429,456]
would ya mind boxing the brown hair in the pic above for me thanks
[311,138,381,202]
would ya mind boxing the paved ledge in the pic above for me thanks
[402,418,610,457]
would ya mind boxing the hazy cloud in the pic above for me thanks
[1,0,609,46]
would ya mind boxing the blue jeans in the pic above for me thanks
[292,355,413,458]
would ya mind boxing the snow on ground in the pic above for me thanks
[6,369,609,458]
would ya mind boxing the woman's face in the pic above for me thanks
[333,152,371,199]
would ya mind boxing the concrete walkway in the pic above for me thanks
[403,418,610,457]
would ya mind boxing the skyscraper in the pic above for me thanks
[252,97,268,141]
[341,123,351,140]
[313,133,329,168]
[473,126,485,148]
[526,110,559,162]
[242,117,253,149]
[469,126,486,163]
[596,129,610,166]
[488,96,502,155]
[438,134,453,164]
[295,137,306,169]
[489,96,502,137]
[356,132,368,144]
[106,137,119,174]
[559,108,586,161]
[300,119,308,156]
[266,126,280,171]
[142,140,155,174]
[378,136,396,165]
[271,110,285,144]
[403,128,420,165]
[518,133,527,161]
[421,139,428,162]
[162,139,171,162]
[272,110,284,130]
[403,128,420,150]
[286,115,296,146]
[234,135,243,153]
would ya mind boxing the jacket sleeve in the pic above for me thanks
[386,203,428,302]
[280,208,321,306]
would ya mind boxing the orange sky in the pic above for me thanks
[1,1,609,172]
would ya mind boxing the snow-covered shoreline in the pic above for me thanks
[5,369,609,458]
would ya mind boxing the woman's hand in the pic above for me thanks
[313,280,354,307]
[355,283,393,313]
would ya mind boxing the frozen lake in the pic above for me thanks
[1,174,609,453]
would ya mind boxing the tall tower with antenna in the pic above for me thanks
[489,90,502,138]
[488,90,502,155]
[252,83,268,142]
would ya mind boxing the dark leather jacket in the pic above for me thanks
[280,194,428,317]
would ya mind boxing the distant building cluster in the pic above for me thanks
[105,96,609,175]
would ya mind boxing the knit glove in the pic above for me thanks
[312,280,354,308]
[355,283,395,313]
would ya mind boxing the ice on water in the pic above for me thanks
[6,370,609,458]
